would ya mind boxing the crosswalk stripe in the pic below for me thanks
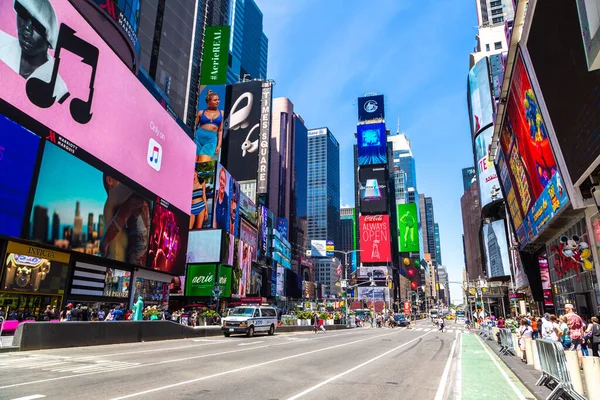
[415,328,423,331]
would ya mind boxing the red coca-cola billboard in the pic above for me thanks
[359,215,391,263]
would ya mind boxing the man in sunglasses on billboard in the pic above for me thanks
[0,0,68,101]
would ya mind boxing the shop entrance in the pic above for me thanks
[0,292,62,321]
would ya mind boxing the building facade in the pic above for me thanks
[269,98,295,223]
[290,114,309,263]
[461,182,483,281]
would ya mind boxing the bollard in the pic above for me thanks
[532,339,541,371]
[512,333,521,358]
[524,338,534,365]
[564,351,584,396]
[582,356,600,400]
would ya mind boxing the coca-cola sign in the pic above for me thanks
[360,215,391,263]
[186,264,217,297]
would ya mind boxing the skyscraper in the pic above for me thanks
[87,213,95,242]
[32,206,49,242]
[486,223,504,277]
[269,98,295,222]
[388,133,418,203]
[291,113,309,263]
[307,128,340,248]
[461,183,483,281]
[98,215,105,238]
[424,197,436,263]
[73,201,83,245]
[51,211,60,242]
[227,0,268,84]
[475,0,515,27]
[434,223,442,265]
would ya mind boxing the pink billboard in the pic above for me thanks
[0,0,195,212]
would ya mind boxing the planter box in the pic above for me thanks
[326,319,334,326]
[297,319,311,326]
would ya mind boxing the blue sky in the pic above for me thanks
[256,0,478,303]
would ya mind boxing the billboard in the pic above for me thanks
[311,240,327,258]
[276,266,285,298]
[358,266,388,280]
[358,95,385,122]
[326,240,334,257]
[239,190,257,226]
[257,82,272,194]
[0,0,195,212]
[169,275,185,296]
[194,85,226,163]
[222,81,264,182]
[0,114,40,237]
[357,286,389,301]
[147,201,188,275]
[474,126,503,208]
[359,166,388,213]
[186,230,222,264]
[482,220,511,278]
[237,240,252,297]
[496,147,528,245]
[240,219,258,251]
[218,265,232,298]
[528,1,600,184]
[462,167,476,191]
[277,218,289,240]
[538,257,553,306]
[357,123,387,166]
[259,205,268,256]
[190,161,216,230]
[185,264,217,297]
[212,163,240,236]
[467,57,494,136]
[397,204,419,252]
[359,215,391,263]
[499,52,568,246]
[200,26,230,85]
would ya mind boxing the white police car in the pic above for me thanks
[221,306,278,337]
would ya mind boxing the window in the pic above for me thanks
[491,8,503,16]
[492,16,504,24]
[490,0,502,6]
[485,44,490,51]
[494,42,502,50]
[261,308,276,317]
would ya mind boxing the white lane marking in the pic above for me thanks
[434,331,459,400]
[285,331,433,400]
[9,395,46,400]
[75,341,224,360]
[454,334,462,400]
[415,328,423,331]
[446,330,454,333]
[192,339,229,342]
[475,335,527,400]
[238,341,264,346]
[0,328,401,391]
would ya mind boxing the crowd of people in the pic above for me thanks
[476,304,600,368]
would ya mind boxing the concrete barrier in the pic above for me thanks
[524,338,534,365]
[13,321,350,351]
[564,351,584,396]
[582,356,600,400]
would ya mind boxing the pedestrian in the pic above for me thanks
[313,312,319,333]
[42,305,53,321]
[558,315,571,349]
[585,316,600,357]
[530,316,538,339]
[438,317,445,332]
[518,319,533,363]
[564,304,585,368]
[70,304,82,321]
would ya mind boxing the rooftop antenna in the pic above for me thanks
[397,117,400,134]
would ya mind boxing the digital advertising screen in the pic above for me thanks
[200,26,230,85]
[359,166,388,213]
[277,218,289,240]
[467,57,494,136]
[358,266,388,280]
[30,137,153,268]
[240,219,259,252]
[191,161,216,230]
[357,286,389,301]
[237,240,252,297]
[218,266,232,297]
[2,241,70,295]
[0,0,195,212]
[185,264,217,297]
[212,163,240,236]
[221,232,235,266]
[0,114,40,237]
[495,147,528,246]
[239,190,257,226]
[474,126,503,208]
[311,240,327,258]
[276,266,285,298]
[147,201,188,276]
[359,215,391,263]
[187,230,222,264]
[397,204,419,252]
[527,1,600,184]
[222,81,265,182]
[482,220,511,278]
[358,95,385,122]
[538,256,554,306]
[195,85,226,162]
[357,123,387,166]
[169,275,185,296]
[499,52,568,245]
[133,277,169,306]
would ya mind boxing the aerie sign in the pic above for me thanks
[192,275,214,284]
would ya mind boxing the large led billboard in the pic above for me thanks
[357,123,387,166]
[0,114,40,237]
[498,52,568,246]
[359,166,388,214]
[195,85,226,163]
[357,286,389,301]
[222,81,269,182]
[311,240,327,258]
[396,204,419,252]
[474,126,503,208]
[538,257,553,307]
[212,163,240,237]
[467,57,494,136]
[359,215,391,263]
[358,95,385,122]
[0,1,195,212]
[482,220,511,278]
[187,230,222,264]
[528,1,600,184]
[200,26,230,85]
[190,161,216,230]
[185,264,217,297]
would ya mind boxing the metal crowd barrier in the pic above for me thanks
[479,324,492,340]
[498,328,516,356]
[535,339,586,400]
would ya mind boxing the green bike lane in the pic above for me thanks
[458,333,536,400]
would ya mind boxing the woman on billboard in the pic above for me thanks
[190,170,207,230]
[194,90,223,162]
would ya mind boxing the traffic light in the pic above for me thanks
[405,258,420,291]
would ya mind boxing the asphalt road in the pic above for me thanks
[0,320,475,400]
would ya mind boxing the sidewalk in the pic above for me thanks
[460,333,536,400]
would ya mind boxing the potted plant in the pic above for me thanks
[203,310,219,325]
[334,313,342,325]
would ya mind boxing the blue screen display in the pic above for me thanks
[0,115,40,237]
[357,123,387,166]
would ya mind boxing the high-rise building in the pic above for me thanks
[185,0,231,126]
[307,128,340,248]
[269,98,295,222]
[98,215,105,238]
[388,134,418,203]
[87,213,95,242]
[475,0,515,27]
[51,211,60,242]
[393,168,408,204]
[424,197,436,263]
[32,206,49,242]
[434,223,442,265]
[461,183,483,281]
[73,201,83,245]
[436,264,450,305]
[138,1,198,120]
[290,114,308,262]
[315,258,341,298]
[340,207,355,251]
[227,0,268,84]
[486,223,505,277]
[462,167,477,191]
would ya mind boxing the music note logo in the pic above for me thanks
[147,138,162,171]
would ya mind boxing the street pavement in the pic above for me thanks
[0,319,535,400]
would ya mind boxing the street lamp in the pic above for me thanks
[332,249,362,326]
